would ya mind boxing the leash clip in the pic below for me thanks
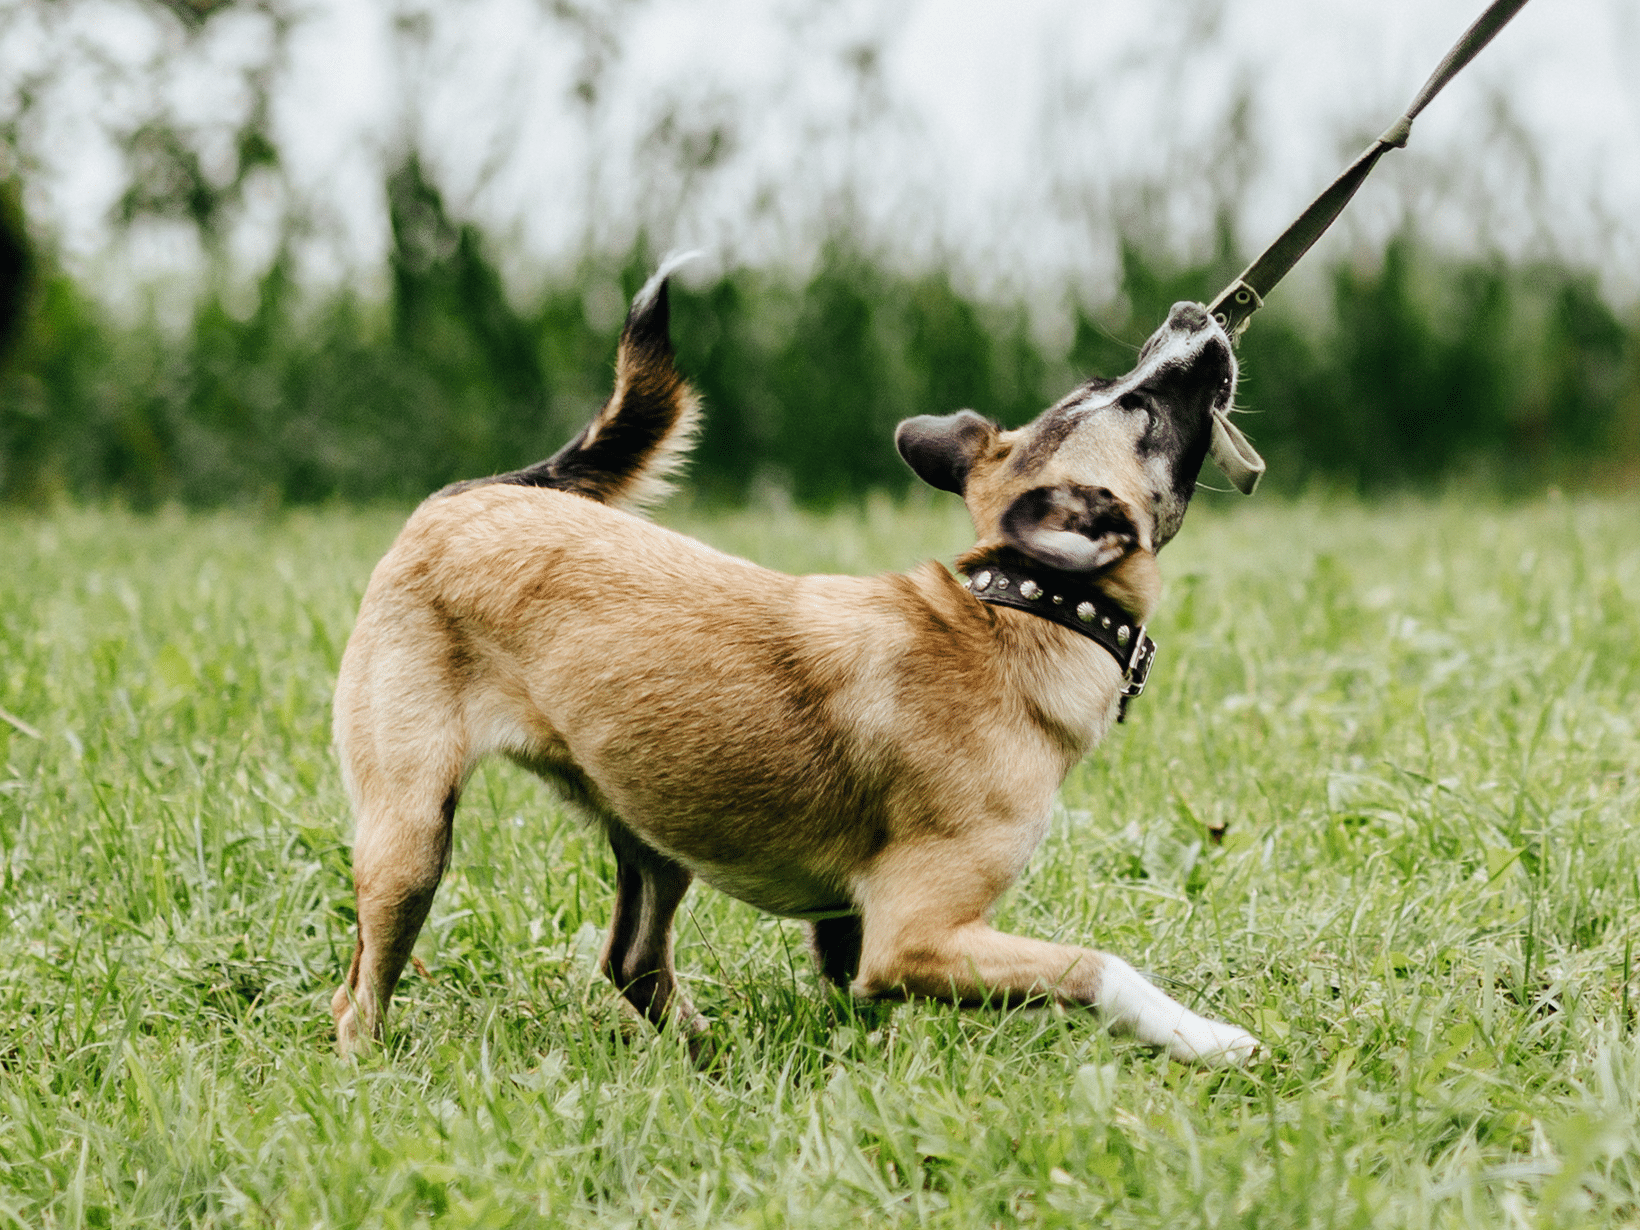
[1208,280,1263,338]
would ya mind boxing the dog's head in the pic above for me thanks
[896,301,1237,614]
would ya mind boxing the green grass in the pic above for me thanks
[1,491,1638,1227]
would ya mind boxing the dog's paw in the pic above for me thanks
[331,986,378,1058]
[687,1028,728,1073]
[333,1011,371,1058]
[1169,1014,1260,1067]
[1096,957,1259,1068]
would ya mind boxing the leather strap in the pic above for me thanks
[1206,0,1532,338]
[1210,410,1266,495]
[964,562,1157,716]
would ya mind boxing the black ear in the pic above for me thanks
[1000,485,1141,572]
[895,411,996,495]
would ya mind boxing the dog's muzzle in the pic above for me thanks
[1171,302,1265,496]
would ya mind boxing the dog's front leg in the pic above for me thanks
[600,823,707,1046]
[854,844,1259,1067]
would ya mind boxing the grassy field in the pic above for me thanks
[1,491,1638,1228]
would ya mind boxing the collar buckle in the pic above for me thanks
[1121,629,1156,699]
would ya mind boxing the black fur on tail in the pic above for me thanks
[439,254,702,511]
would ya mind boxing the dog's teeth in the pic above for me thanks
[1076,602,1096,623]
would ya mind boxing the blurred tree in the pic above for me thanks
[386,153,548,476]
[1535,275,1628,461]
[111,2,290,258]
[0,0,1635,507]
[1068,215,1242,383]
[0,177,30,366]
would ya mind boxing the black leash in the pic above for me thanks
[1202,0,1534,494]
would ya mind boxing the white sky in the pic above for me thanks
[8,0,1639,307]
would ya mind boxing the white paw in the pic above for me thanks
[1096,956,1259,1067]
[1168,1014,1260,1067]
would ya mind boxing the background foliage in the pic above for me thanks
[0,152,1636,508]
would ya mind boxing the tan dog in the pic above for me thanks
[331,258,1260,1065]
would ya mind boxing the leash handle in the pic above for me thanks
[1207,0,1532,337]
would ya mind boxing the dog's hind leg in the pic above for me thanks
[332,778,459,1054]
[600,823,706,1042]
[809,915,864,987]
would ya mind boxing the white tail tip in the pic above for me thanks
[632,249,704,315]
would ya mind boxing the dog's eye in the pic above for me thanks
[1117,392,1147,412]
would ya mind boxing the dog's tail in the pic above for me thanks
[441,252,703,511]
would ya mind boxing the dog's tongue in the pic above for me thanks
[1209,410,1265,495]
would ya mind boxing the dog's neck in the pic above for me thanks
[957,544,1158,622]
[956,550,1158,719]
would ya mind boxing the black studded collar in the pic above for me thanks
[963,561,1157,715]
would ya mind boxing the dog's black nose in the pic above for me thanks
[1167,302,1211,331]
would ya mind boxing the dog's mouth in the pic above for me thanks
[1137,303,1264,496]
[1121,304,1238,545]
[1143,303,1235,388]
